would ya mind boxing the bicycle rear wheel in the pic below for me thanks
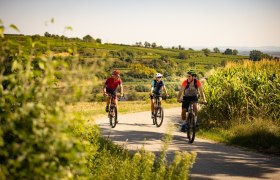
[187,113,196,143]
[109,106,118,128]
[155,107,164,127]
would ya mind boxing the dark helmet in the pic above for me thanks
[187,70,196,77]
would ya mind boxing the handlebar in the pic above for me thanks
[104,93,126,101]
[177,99,207,105]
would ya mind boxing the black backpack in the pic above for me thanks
[185,79,198,90]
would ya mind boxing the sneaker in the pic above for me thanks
[105,106,109,112]
[181,124,187,132]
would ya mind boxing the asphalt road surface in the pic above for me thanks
[95,107,280,180]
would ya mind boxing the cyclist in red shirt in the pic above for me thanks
[103,70,124,112]
[177,70,207,132]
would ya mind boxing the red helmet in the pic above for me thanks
[112,70,120,76]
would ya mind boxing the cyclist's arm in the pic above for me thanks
[162,85,168,95]
[103,84,107,94]
[119,83,124,96]
[177,85,184,102]
[198,86,206,102]
[150,86,154,95]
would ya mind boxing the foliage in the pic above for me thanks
[202,48,211,56]
[135,84,150,92]
[213,47,220,53]
[249,50,263,61]
[178,52,187,59]
[198,119,280,155]
[128,63,157,78]
[0,23,196,179]
[0,34,90,179]
[224,48,233,55]
[83,34,95,42]
[202,60,280,126]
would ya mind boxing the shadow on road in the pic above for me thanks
[96,108,280,179]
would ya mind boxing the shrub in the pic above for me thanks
[135,84,150,92]
[0,37,89,178]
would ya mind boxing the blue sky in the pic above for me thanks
[1,0,280,48]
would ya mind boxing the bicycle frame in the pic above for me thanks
[154,95,161,108]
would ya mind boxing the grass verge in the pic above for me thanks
[67,100,181,119]
[197,119,280,156]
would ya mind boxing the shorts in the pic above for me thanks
[182,95,198,111]
[150,94,162,100]
[106,88,117,98]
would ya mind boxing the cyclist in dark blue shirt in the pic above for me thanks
[150,73,168,118]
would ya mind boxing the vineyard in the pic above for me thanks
[2,24,279,179]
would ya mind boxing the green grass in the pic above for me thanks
[197,119,280,155]
[67,100,181,119]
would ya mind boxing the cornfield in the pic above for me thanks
[202,60,280,126]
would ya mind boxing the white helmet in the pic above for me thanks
[155,73,162,78]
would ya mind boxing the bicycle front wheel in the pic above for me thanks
[155,107,164,127]
[187,113,196,143]
[109,106,118,128]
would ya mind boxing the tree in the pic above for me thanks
[178,45,185,50]
[135,42,142,47]
[202,48,211,56]
[83,35,94,42]
[250,50,262,61]
[96,38,102,44]
[261,53,272,60]
[44,32,51,37]
[224,48,233,55]
[144,41,150,48]
[249,50,262,61]
[213,47,220,53]
[232,49,238,55]
[151,42,157,48]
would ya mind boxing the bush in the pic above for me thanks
[135,84,150,92]
[126,91,147,101]
[0,38,89,178]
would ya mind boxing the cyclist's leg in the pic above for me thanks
[114,96,118,108]
[181,96,189,132]
[105,94,110,112]
[158,95,162,106]
[150,94,155,117]
[181,108,187,120]
[182,96,190,119]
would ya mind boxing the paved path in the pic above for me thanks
[95,107,280,180]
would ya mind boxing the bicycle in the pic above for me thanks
[152,94,164,127]
[107,94,118,128]
[185,101,207,143]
